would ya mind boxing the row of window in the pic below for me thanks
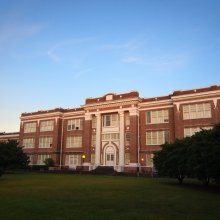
[23,102,212,133]
[28,153,153,167]
[24,126,211,149]
[23,113,131,134]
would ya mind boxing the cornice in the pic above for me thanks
[82,97,141,110]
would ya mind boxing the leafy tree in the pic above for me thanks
[154,137,192,184]
[0,140,29,175]
[154,123,220,185]
[44,158,55,168]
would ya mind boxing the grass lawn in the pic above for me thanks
[0,173,220,220]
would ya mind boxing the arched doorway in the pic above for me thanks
[105,146,115,166]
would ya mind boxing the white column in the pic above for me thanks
[119,111,125,171]
[95,113,101,166]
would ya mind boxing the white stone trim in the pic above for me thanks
[139,105,174,111]
[171,90,220,102]
[95,114,101,166]
[129,109,139,116]
[84,113,92,121]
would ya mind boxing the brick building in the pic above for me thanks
[2,85,220,173]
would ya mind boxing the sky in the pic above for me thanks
[0,0,220,132]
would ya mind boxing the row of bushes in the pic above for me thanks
[154,123,220,185]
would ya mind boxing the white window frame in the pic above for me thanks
[39,136,53,148]
[146,130,170,145]
[146,110,169,124]
[23,138,35,148]
[146,154,154,167]
[67,118,83,130]
[103,114,119,127]
[66,136,82,148]
[37,154,50,165]
[183,103,211,120]
[184,126,213,137]
[40,120,54,132]
[65,154,81,166]
[24,122,37,133]
[102,133,119,141]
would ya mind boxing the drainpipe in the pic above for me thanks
[137,110,140,175]
[59,117,64,169]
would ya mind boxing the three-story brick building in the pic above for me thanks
[8,85,220,172]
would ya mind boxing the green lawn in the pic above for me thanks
[0,173,219,220]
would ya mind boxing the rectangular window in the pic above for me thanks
[184,126,213,137]
[40,120,54,132]
[92,116,97,128]
[125,112,130,126]
[125,153,130,165]
[66,136,82,148]
[146,110,169,124]
[28,155,34,165]
[91,134,96,147]
[37,154,50,165]
[146,154,154,167]
[102,133,119,140]
[65,154,81,166]
[39,136,53,148]
[125,132,130,146]
[23,138,35,148]
[183,103,211,120]
[67,118,83,130]
[24,122,37,133]
[103,114,119,127]
[146,130,170,145]
[91,153,95,165]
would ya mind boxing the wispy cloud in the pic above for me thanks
[46,37,95,63]
[0,24,43,44]
[122,56,143,64]
[102,41,138,50]
[122,52,191,72]
[73,68,92,79]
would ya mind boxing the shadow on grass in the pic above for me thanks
[160,178,220,194]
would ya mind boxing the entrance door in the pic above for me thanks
[105,146,115,166]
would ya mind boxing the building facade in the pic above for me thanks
[6,85,220,172]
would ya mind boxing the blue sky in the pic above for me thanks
[0,0,220,132]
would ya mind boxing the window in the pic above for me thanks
[39,136,53,148]
[125,132,130,145]
[67,118,83,130]
[40,120,54,132]
[91,134,96,147]
[23,138,35,148]
[183,103,211,120]
[125,153,130,165]
[146,130,170,145]
[146,110,169,124]
[103,114,119,127]
[92,116,97,128]
[65,154,81,166]
[125,112,130,126]
[146,154,154,167]
[184,126,213,137]
[91,153,95,164]
[102,133,119,140]
[24,122,37,133]
[66,136,82,148]
[37,154,50,165]
[28,155,34,165]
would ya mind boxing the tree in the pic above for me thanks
[154,123,220,185]
[154,137,192,184]
[0,140,29,175]
[44,158,55,168]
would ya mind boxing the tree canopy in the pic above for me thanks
[154,123,220,185]
[0,140,29,176]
